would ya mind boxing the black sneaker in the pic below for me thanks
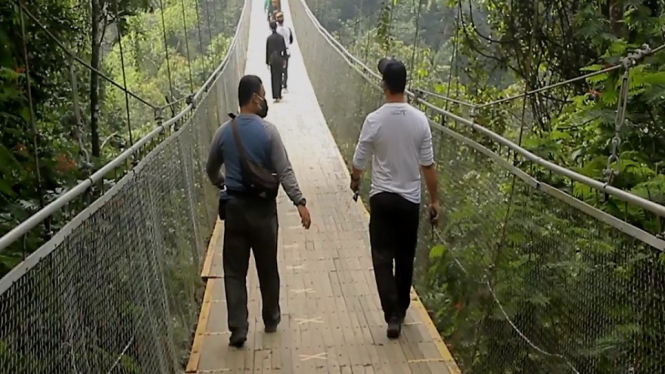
[265,315,281,333]
[229,333,246,348]
[386,317,401,339]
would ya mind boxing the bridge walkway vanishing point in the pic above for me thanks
[185,0,460,373]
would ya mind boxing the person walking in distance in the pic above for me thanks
[266,21,287,102]
[350,58,439,339]
[265,0,280,22]
[275,12,293,91]
[206,75,311,348]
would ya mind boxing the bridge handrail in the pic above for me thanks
[299,0,665,221]
[0,0,250,254]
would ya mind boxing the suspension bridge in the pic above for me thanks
[1,0,665,373]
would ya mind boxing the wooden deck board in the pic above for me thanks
[187,0,460,372]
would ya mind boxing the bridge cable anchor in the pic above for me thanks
[186,93,197,109]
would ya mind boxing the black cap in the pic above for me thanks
[377,57,407,93]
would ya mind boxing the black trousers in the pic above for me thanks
[270,63,284,99]
[282,55,289,89]
[369,192,420,323]
[222,196,280,336]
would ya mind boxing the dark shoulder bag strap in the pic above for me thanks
[230,118,250,171]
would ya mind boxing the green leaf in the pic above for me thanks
[580,64,605,72]
[0,179,14,197]
[18,106,30,122]
[429,244,446,260]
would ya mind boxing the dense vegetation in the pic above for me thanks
[297,0,665,372]
[0,0,240,276]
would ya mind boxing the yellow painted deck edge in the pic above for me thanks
[186,278,216,373]
[201,219,222,279]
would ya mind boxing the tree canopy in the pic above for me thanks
[0,0,242,276]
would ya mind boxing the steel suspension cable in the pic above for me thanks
[477,65,623,109]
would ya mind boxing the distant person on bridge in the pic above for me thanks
[266,21,287,102]
[206,75,311,348]
[265,0,280,22]
[275,12,293,91]
[350,58,440,339]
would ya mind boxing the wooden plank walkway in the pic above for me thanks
[187,0,461,372]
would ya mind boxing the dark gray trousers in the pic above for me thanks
[222,196,280,336]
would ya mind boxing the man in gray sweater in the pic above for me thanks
[206,75,310,348]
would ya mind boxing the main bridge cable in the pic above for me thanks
[14,1,159,111]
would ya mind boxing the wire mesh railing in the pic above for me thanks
[0,0,251,372]
[290,0,665,372]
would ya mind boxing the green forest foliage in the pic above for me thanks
[0,0,240,276]
[302,0,665,372]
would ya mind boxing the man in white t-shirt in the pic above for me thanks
[350,57,440,339]
[275,12,293,91]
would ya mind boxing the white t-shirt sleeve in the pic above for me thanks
[418,114,434,166]
[353,115,374,170]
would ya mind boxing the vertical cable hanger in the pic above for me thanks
[363,6,375,62]
[515,0,539,153]
[444,7,461,114]
[18,0,50,241]
[68,56,91,170]
[180,0,195,93]
[202,0,214,74]
[355,0,365,51]
[408,0,424,93]
[158,0,175,104]
[387,1,395,54]
[114,0,135,148]
[193,0,206,70]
